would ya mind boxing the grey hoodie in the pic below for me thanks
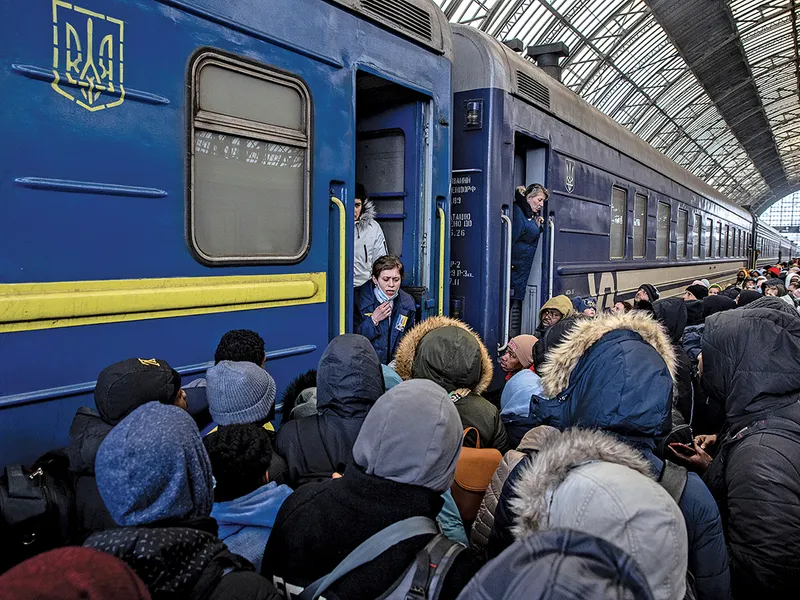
[354,197,387,287]
[352,379,462,493]
[510,428,688,600]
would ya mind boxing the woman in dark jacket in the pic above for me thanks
[692,296,800,599]
[84,401,279,600]
[510,184,548,337]
[275,335,384,486]
[354,255,416,364]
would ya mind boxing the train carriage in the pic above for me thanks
[0,0,453,464]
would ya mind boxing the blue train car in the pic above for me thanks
[449,25,754,375]
[0,0,452,464]
[753,219,796,268]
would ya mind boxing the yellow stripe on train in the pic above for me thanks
[0,272,326,333]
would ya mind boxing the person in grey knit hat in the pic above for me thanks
[206,361,276,427]
[263,380,481,598]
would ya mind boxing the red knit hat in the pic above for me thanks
[768,266,781,277]
[0,547,151,600]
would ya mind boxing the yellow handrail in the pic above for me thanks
[437,206,446,316]
[331,196,347,335]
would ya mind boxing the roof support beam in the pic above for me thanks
[643,0,789,211]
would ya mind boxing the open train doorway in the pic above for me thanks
[355,72,433,321]
[512,133,549,336]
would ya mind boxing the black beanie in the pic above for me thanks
[686,284,709,300]
[355,182,367,200]
[94,358,181,425]
[638,283,660,302]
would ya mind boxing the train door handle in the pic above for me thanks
[330,195,346,335]
[548,215,555,300]
[437,206,446,316]
[500,213,512,350]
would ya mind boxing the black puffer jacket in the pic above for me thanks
[702,296,800,599]
[653,298,693,426]
[85,520,280,600]
[275,335,384,486]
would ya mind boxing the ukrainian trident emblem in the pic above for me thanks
[51,0,125,111]
[564,158,575,193]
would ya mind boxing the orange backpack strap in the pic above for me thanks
[462,427,482,449]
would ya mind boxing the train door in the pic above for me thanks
[514,134,549,335]
[355,72,434,321]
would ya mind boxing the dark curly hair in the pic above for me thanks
[214,329,265,366]
[203,424,273,502]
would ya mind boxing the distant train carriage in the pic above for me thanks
[0,0,452,464]
[753,219,796,268]
[449,25,754,382]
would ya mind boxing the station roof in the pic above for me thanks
[435,0,800,214]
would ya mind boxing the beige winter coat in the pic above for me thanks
[470,425,559,550]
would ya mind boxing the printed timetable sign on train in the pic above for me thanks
[450,170,481,315]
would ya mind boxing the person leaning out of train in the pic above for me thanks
[509,184,549,337]
[533,294,575,337]
[683,283,709,302]
[354,255,416,365]
[203,424,293,572]
[394,315,509,454]
[353,182,388,288]
[68,358,188,541]
[84,402,282,600]
[572,295,597,317]
[634,283,660,308]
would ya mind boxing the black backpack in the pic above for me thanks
[657,460,699,600]
[0,451,76,573]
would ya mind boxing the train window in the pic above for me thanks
[189,53,311,263]
[610,187,627,259]
[633,194,646,258]
[692,214,701,258]
[707,218,713,258]
[717,222,723,257]
[724,225,730,257]
[656,202,670,258]
[677,209,687,259]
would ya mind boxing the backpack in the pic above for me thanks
[450,428,502,524]
[298,516,464,600]
[657,460,699,600]
[0,451,76,573]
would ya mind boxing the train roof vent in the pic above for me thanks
[516,70,550,110]
[361,0,433,42]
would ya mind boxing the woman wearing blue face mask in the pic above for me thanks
[354,255,417,364]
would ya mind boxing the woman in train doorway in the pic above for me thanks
[510,184,549,337]
[353,183,388,288]
[354,255,416,365]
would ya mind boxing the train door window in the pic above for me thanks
[189,54,311,263]
[717,222,723,257]
[656,201,670,258]
[633,193,646,258]
[677,209,687,259]
[707,219,714,257]
[725,225,730,256]
[610,187,627,259]
[692,214,701,258]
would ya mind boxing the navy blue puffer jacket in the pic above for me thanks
[490,312,731,600]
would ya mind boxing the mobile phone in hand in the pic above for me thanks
[669,442,696,457]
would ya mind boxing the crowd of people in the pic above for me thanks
[3,223,800,598]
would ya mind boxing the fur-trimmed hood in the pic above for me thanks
[355,197,378,229]
[394,316,493,395]
[539,311,677,399]
[510,428,687,600]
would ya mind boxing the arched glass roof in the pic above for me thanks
[435,0,800,214]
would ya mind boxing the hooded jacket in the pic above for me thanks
[353,281,416,364]
[211,482,293,572]
[509,429,688,600]
[395,316,509,453]
[263,381,480,600]
[68,359,182,540]
[85,402,280,600]
[275,335,384,486]
[535,295,576,337]
[490,312,731,600]
[499,369,544,448]
[510,194,542,300]
[457,529,655,600]
[701,297,800,599]
[354,198,388,287]
[470,425,559,552]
